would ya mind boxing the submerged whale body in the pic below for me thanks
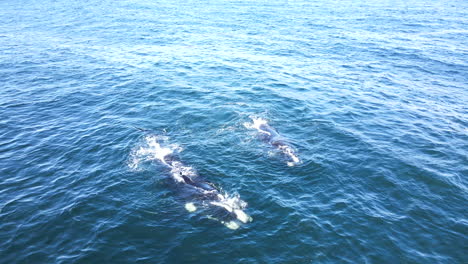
[133,135,252,229]
[247,117,300,166]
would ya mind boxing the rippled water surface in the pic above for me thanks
[1,0,467,263]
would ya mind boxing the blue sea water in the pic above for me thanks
[1,0,467,263]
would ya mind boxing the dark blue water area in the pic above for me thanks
[1,0,467,263]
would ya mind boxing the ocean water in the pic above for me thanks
[1,0,467,263]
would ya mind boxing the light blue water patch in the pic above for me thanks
[0,0,467,263]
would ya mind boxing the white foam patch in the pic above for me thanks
[129,135,180,170]
[185,202,197,212]
[244,116,271,135]
[243,122,254,129]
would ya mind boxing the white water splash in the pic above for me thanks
[243,116,270,135]
[128,135,180,170]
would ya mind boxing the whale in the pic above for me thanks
[162,154,251,225]
[130,135,252,229]
[246,117,300,166]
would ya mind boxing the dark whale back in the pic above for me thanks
[182,175,216,192]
